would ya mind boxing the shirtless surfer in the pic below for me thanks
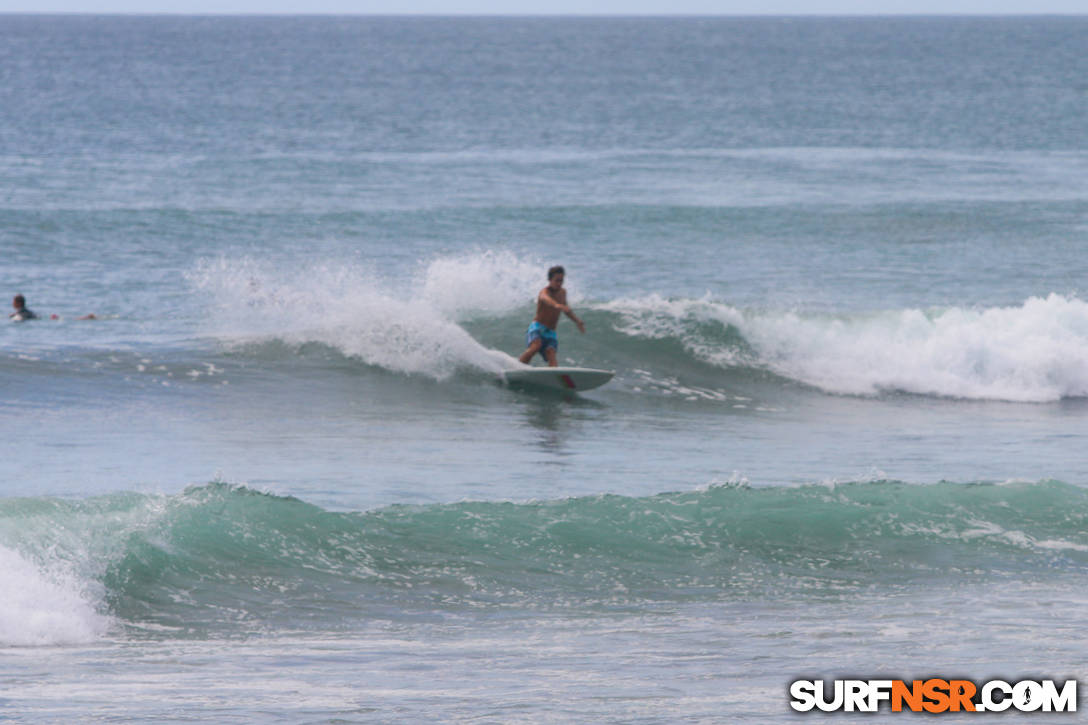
[519,266,585,367]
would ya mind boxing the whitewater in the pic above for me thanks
[181,252,1088,402]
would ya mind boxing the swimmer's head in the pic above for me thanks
[13,294,25,310]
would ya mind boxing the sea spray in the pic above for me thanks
[189,253,1088,401]
[0,545,110,646]
[602,293,1088,402]
[418,249,560,319]
[187,254,527,379]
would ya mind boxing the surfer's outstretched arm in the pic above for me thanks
[565,308,585,334]
[541,287,585,334]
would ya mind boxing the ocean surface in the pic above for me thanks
[3,14,1088,722]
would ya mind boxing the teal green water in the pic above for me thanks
[6,480,1086,634]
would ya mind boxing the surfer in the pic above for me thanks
[9,294,37,321]
[8,293,96,321]
[519,265,585,367]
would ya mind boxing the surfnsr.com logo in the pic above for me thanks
[789,679,1077,713]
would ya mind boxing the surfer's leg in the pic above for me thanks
[519,339,542,364]
[544,347,558,367]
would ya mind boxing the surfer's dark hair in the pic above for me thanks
[13,294,25,307]
[548,265,565,280]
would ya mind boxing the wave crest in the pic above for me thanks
[604,293,1088,401]
[187,253,536,379]
[189,252,1088,402]
[4,480,1088,637]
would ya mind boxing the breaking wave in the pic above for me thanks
[188,252,1088,402]
[3,479,1088,642]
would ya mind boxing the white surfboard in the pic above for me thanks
[503,366,614,392]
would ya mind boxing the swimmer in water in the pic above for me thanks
[9,294,37,321]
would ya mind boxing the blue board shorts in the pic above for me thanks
[526,321,558,360]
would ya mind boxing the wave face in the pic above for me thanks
[187,253,1088,402]
[3,480,1088,642]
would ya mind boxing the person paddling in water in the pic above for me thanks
[9,294,37,321]
[9,293,95,322]
[519,265,586,367]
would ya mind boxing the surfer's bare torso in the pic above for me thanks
[533,285,568,330]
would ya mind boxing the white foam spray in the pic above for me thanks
[188,251,552,378]
[606,293,1088,402]
[0,545,109,647]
